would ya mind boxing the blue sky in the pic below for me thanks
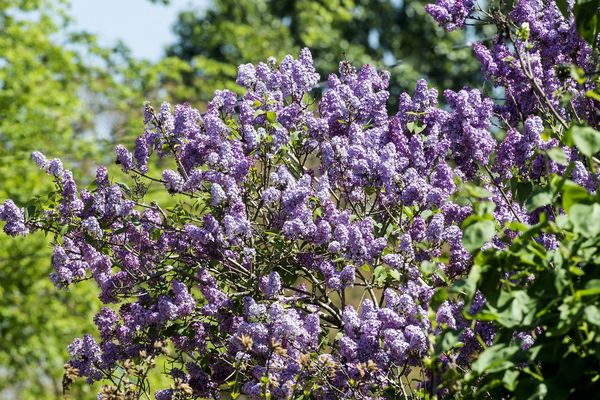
[69,0,209,61]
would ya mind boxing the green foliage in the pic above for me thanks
[430,177,600,399]
[573,0,599,47]
[0,235,100,398]
[556,0,599,48]
[0,1,190,397]
[0,2,99,397]
[565,125,600,158]
[166,0,487,106]
[461,219,496,253]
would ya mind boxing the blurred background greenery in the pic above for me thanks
[0,0,484,397]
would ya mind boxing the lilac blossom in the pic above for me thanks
[0,28,597,399]
[426,0,475,31]
[0,200,28,236]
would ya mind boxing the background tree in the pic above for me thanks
[0,1,188,397]
[166,0,489,107]
[0,2,99,396]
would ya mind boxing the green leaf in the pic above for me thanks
[430,288,448,310]
[569,266,585,276]
[464,184,494,199]
[495,290,538,328]
[546,147,569,165]
[561,182,590,212]
[576,279,600,299]
[421,209,433,220]
[373,265,387,285]
[586,89,600,102]
[571,65,587,84]
[472,344,519,374]
[474,201,496,217]
[433,330,460,356]
[462,220,496,253]
[502,369,520,391]
[266,111,277,124]
[462,263,484,299]
[25,205,37,220]
[60,224,70,235]
[420,260,437,276]
[556,214,571,230]
[573,0,600,47]
[511,180,534,203]
[505,221,529,232]
[555,0,569,17]
[584,305,600,326]
[569,125,600,158]
[406,121,426,134]
[569,203,600,237]
[525,188,553,212]
[388,269,400,281]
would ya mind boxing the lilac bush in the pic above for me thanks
[1,0,598,398]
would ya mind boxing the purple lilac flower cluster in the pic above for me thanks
[457,0,599,189]
[426,0,475,31]
[0,0,598,398]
